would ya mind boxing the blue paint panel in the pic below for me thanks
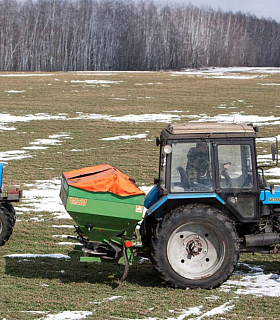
[147,193,225,215]
[144,185,159,209]
[260,186,280,204]
[0,163,3,193]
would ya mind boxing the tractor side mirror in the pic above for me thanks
[156,137,161,147]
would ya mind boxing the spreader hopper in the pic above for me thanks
[60,164,145,243]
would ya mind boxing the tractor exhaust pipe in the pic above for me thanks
[245,233,280,247]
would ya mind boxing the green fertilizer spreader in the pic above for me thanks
[60,164,145,280]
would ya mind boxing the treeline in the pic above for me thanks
[0,0,280,71]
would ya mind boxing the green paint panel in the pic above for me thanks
[60,176,144,242]
[80,256,101,263]
[68,185,144,205]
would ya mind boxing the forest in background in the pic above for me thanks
[0,0,280,71]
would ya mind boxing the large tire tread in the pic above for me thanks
[151,204,239,289]
[0,204,14,246]
[1,202,16,226]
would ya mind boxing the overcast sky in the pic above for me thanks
[16,0,280,23]
[157,0,280,22]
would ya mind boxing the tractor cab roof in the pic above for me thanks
[161,123,257,140]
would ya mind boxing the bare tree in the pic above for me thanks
[0,0,279,71]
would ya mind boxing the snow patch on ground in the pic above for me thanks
[137,96,154,99]
[30,139,61,146]
[221,263,280,297]
[205,74,260,80]
[163,110,183,113]
[52,225,75,228]
[0,150,32,162]
[23,146,49,150]
[108,113,184,122]
[265,167,280,177]
[124,307,202,320]
[57,242,80,246]
[5,254,70,259]
[257,135,280,142]
[268,179,280,183]
[69,112,185,123]
[5,90,26,93]
[53,235,72,238]
[190,302,235,320]
[110,97,127,100]
[173,67,280,75]
[100,134,147,141]
[0,113,67,131]
[70,146,105,152]
[258,83,280,86]
[71,80,122,84]
[125,303,235,320]
[0,110,185,130]
[105,296,123,301]
[1,133,71,162]
[29,133,72,147]
[167,307,203,320]
[38,311,93,320]
[188,113,280,125]
[14,179,68,219]
[226,274,280,297]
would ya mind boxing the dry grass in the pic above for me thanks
[0,69,280,319]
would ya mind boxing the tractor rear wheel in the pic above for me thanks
[0,204,14,246]
[151,204,239,289]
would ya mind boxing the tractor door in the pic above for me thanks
[214,142,260,221]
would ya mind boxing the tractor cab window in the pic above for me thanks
[170,142,213,192]
[218,144,253,189]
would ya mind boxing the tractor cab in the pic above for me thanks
[146,123,277,223]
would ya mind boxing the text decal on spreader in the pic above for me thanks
[70,197,88,206]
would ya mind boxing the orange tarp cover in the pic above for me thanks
[63,164,145,197]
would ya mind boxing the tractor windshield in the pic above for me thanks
[170,142,213,192]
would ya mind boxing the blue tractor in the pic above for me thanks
[0,163,22,246]
[140,123,280,289]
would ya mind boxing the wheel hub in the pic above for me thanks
[185,237,203,257]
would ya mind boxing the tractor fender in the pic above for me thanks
[147,193,225,217]
[144,185,159,209]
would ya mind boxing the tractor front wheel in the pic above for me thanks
[151,204,239,289]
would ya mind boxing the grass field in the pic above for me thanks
[0,67,280,319]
